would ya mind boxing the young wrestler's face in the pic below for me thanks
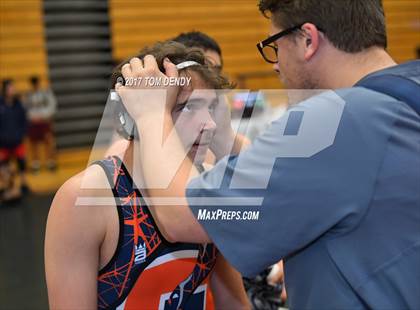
[171,71,217,165]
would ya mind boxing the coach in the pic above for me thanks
[116,0,420,308]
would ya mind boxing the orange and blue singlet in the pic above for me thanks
[95,156,217,310]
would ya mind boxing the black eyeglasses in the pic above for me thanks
[256,24,304,64]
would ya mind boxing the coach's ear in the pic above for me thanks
[301,23,321,61]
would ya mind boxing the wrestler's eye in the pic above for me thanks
[175,101,188,112]
[182,103,193,112]
[208,102,217,113]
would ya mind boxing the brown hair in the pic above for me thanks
[110,41,232,89]
[258,0,387,53]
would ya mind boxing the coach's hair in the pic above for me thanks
[258,0,387,53]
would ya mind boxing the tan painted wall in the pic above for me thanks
[0,0,418,92]
[0,0,49,92]
[110,0,420,89]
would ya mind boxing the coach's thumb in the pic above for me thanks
[163,58,178,78]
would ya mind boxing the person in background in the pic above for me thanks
[172,31,223,72]
[0,79,29,201]
[25,76,57,172]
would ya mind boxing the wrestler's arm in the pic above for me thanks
[210,254,250,310]
[45,169,107,309]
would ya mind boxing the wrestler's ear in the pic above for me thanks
[163,58,179,78]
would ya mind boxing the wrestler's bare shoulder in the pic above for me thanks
[46,164,115,242]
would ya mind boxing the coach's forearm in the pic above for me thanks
[136,111,198,193]
[134,113,209,243]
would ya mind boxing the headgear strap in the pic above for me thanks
[175,61,200,70]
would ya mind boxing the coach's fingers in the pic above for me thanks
[115,82,123,91]
[281,285,287,302]
[163,57,178,78]
[129,57,143,75]
[143,55,159,72]
[121,63,133,79]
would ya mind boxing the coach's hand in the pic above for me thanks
[115,56,179,121]
[267,260,288,303]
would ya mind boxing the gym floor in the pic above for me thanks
[0,147,92,309]
[0,193,52,310]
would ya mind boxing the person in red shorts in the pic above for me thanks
[0,79,29,202]
[25,76,57,172]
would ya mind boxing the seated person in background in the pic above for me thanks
[0,79,29,201]
[45,41,249,310]
[24,76,57,172]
